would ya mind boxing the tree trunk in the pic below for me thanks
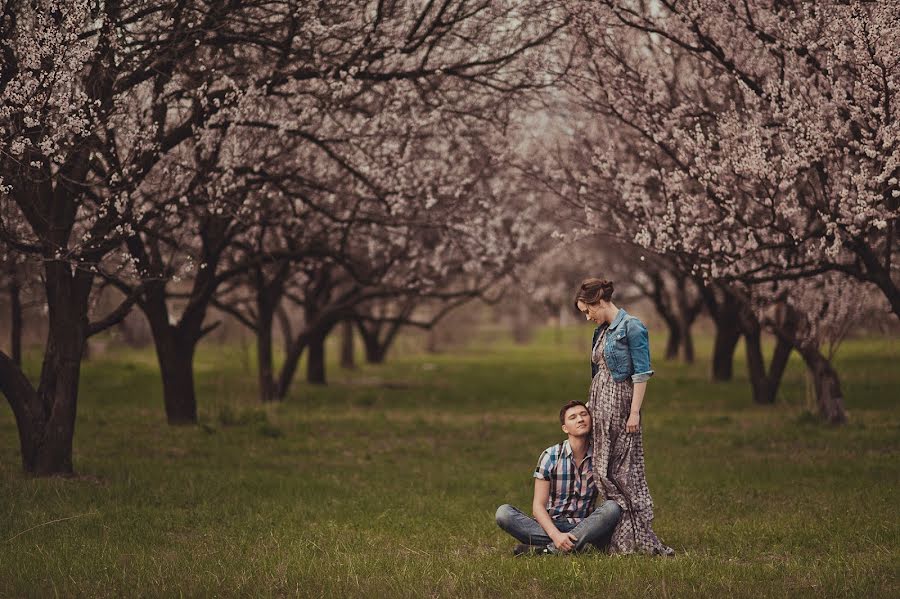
[143,294,199,424]
[357,320,386,364]
[340,320,355,369]
[743,327,777,404]
[257,301,277,402]
[699,281,743,381]
[673,277,700,364]
[711,320,741,382]
[426,326,438,353]
[795,346,848,425]
[512,301,532,344]
[664,319,681,361]
[34,263,92,473]
[159,346,198,424]
[365,337,386,363]
[681,324,695,363]
[275,336,306,399]
[744,324,793,405]
[1,263,92,475]
[9,271,22,366]
[306,329,326,384]
[0,350,44,472]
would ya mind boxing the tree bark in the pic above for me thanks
[681,323,695,363]
[640,269,700,363]
[256,300,277,402]
[699,282,742,382]
[426,327,438,353]
[711,319,741,382]
[358,320,386,364]
[796,347,847,425]
[743,326,776,404]
[742,319,793,406]
[0,350,44,472]
[306,329,326,384]
[512,300,532,344]
[673,275,700,364]
[9,269,22,366]
[355,308,408,364]
[275,335,306,399]
[141,285,200,425]
[363,333,386,363]
[663,319,681,361]
[340,319,355,369]
[155,336,199,424]
[1,263,92,475]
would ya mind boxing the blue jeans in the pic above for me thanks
[495,500,622,552]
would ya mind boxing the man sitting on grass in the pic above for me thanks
[495,400,622,556]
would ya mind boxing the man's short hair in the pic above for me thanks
[559,400,588,425]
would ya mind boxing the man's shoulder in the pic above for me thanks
[539,440,566,461]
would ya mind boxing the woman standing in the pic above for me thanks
[574,278,674,556]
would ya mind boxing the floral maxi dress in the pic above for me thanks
[589,326,674,556]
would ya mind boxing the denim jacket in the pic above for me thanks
[590,309,655,384]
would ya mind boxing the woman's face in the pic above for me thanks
[576,300,604,324]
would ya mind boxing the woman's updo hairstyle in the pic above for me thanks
[573,278,615,311]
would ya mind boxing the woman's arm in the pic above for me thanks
[626,318,653,433]
[626,318,654,383]
[626,382,647,433]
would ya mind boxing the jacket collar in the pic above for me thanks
[608,308,628,331]
[594,308,628,334]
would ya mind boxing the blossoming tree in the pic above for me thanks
[558,0,898,422]
[0,0,277,472]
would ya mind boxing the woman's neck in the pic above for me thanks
[603,304,620,325]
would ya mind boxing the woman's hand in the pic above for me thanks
[626,411,641,433]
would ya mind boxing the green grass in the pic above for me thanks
[1,325,898,598]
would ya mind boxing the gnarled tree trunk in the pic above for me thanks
[141,282,205,425]
[146,315,200,424]
[699,282,743,382]
[663,319,681,361]
[340,319,355,369]
[743,325,792,405]
[275,335,306,399]
[711,318,741,382]
[796,347,847,425]
[1,264,92,475]
[358,320,388,364]
[306,329,327,384]
[257,303,277,402]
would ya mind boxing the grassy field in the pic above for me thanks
[1,325,898,598]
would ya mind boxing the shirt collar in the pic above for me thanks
[562,439,593,460]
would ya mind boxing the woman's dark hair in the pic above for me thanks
[573,278,615,311]
[559,400,588,425]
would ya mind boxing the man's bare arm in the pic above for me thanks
[532,479,576,552]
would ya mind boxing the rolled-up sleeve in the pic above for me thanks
[626,318,654,383]
[533,449,553,480]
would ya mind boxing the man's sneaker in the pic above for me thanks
[513,544,553,556]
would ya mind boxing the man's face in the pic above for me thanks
[561,405,591,437]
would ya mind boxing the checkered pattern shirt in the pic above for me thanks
[533,440,597,523]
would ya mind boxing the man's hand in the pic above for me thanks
[551,531,578,553]
[626,411,640,433]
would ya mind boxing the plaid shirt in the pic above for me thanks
[533,440,597,523]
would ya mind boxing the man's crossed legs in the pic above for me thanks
[496,499,622,554]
